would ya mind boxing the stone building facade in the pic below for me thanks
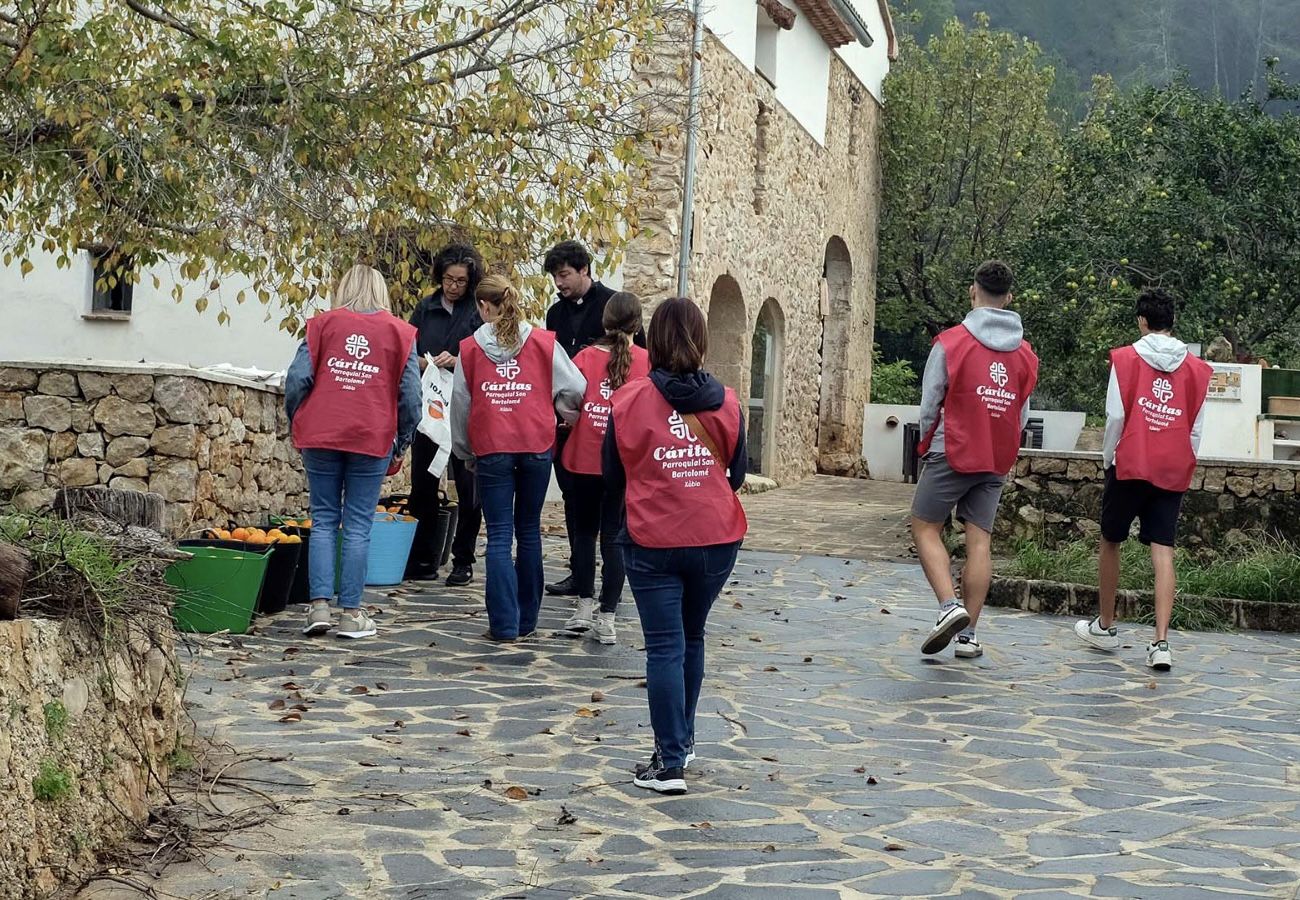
[623,3,891,485]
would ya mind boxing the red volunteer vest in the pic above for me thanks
[1111,345,1212,492]
[460,328,558,456]
[611,378,748,548]
[292,308,416,457]
[918,324,1039,475]
[561,344,651,475]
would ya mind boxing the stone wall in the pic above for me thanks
[0,618,183,897]
[998,449,1300,553]
[0,361,309,535]
[624,26,882,484]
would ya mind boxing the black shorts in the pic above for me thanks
[1100,468,1185,547]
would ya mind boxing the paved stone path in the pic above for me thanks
[80,538,1300,899]
[544,476,918,563]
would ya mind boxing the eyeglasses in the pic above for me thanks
[442,275,469,287]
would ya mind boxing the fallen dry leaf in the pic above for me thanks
[867,776,879,785]
[880,608,892,615]
[884,842,906,852]
[803,656,813,663]
[376,682,390,691]
[268,699,286,710]
[590,690,605,703]
[281,682,301,690]
[732,601,743,609]
[690,821,713,829]
[504,786,529,801]
[278,713,302,724]
[575,707,599,718]
[761,756,779,762]
[357,760,378,767]
[347,685,370,695]
[1146,681,1157,690]
[853,766,866,774]
[763,666,779,672]
[456,729,471,737]
[556,806,577,826]
[762,844,776,853]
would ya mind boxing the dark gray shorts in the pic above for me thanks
[910,453,1006,533]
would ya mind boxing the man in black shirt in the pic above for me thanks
[542,240,645,596]
[407,243,485,585]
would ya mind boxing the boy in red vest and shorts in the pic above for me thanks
[1075,288,1211,671]
[913,261,1038,659]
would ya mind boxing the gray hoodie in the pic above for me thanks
[1102,333,1206,469]
[917,307,1031,456]
[451,322,586,461]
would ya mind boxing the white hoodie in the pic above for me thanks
[1102,333,1206,470]
[450,322,586,461]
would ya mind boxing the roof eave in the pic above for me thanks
[827,0,874,47]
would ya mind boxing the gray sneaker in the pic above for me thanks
[336,608,378,639]
[1147,640,1173,671]
[591,611,617,645]
[302,601,332,636]
[565,598,596,632]
[954,633,983,658]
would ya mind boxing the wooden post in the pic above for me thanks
[0,542,28,620]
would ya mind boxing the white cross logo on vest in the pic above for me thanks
[989,361,1008,388]
[344,333,371,360]
[599,379,613,401]
[495,359,520,379]
[668,410,696,442]
[1152,377,1174,403]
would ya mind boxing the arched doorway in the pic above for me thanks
[818,238,852,459]
[748,298,784,475]
[706,275,749,403]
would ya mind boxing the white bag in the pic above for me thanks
[417,354,453,478]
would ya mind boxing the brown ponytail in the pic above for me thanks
[598,291,642,390]
[476,273,524,351]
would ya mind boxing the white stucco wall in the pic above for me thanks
[0,252,305,371]
[701,0,891,145]
[835,1,891,103]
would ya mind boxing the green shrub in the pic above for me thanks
[33,760,75,803]
[43,700,68,741]
[870,347,921,405]
[1002,535,1300,608]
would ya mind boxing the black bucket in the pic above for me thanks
[283,526,312,604]
[440,499,458,568]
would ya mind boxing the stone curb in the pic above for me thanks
[988,575,1300,634]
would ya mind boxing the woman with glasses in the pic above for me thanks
[407,243,486,585]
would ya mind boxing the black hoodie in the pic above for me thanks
[603,369,748,529]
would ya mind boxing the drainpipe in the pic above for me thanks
[675,0,704,298]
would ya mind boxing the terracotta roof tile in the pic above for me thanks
[792,0,855,47]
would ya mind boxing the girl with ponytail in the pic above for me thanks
[559,292,650,643]
[450,273,586,642]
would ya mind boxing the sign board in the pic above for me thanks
[1207,364,1243,401]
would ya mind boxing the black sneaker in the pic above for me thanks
[404,561,439,582]
[633,753,686,795]
[545,574,578,596]
[446,565,472,587]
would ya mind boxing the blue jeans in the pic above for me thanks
[476,451,553,639]
[624,541,741,769]
[302,449,390,609]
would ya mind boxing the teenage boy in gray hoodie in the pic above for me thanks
[1075,288,1211,671]
[913,261,1038,659]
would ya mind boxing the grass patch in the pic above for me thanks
[167,746,197,773]
[33,760,75,802]
[1002,536,1300,604]
[43,700,68,741]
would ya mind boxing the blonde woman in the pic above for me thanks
[451,274,585,642]
[286,265,421,639]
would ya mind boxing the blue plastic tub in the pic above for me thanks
[365,513,418,585]
[330,514,418,589]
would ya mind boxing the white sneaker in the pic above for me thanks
[336,608,378,639]
[565,597,596,632]
[1147,640,1173,671]
[591,611,616,645]
[302,601,332,636]
[1075,616,1120,651]
[921,603,970,655]
[954,633,983,658]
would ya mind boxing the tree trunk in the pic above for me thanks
[0,542,29,620]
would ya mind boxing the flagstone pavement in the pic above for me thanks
[79,482,1300,899]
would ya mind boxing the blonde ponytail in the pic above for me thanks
[476,273,524,351]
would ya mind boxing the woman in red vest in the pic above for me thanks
[286,264,421,640]
[450,274,585,642]
[605,297,748,795]
[559,292,650,644]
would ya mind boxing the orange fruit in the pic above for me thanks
[402,515,417,522]
[301,518,312,528]
[283,518,297,527]
[282,534,302,544]
[231,527,250,541]
[376,505,386,512]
